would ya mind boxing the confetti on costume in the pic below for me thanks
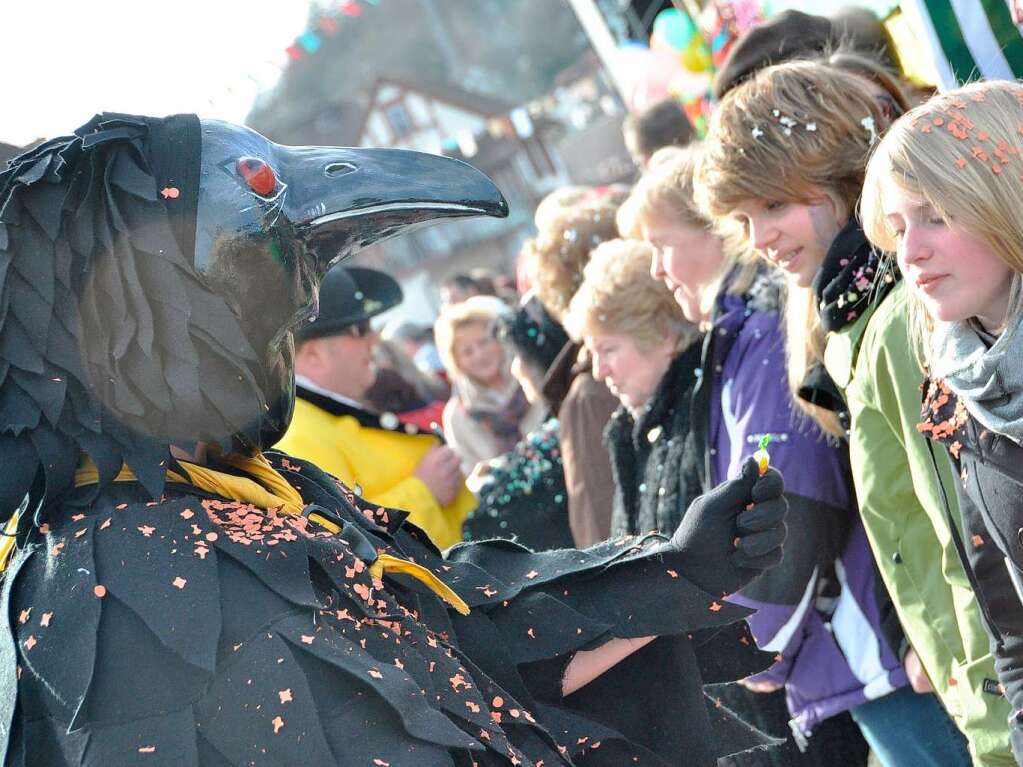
[0,114,780,766]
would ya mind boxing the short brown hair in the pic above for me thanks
[563,239,698,351]
[524,193,624,319]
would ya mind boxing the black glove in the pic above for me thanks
[667,458,788,597]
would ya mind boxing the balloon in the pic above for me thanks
[615,43,687,113]
[651,8,696,52]
[681,35,712,73]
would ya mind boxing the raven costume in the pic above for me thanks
[0,114,786,766]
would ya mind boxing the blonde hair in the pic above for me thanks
[698,61,894,438]
[434,295,509,381]
[563,239,699,352]
[862,80,1023,365]
[617,143,756,322]
[524,191,625,319]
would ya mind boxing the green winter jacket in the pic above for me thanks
[824,283,1013,765]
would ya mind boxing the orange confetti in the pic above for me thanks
[300,635,314,644]
[160,186,180,199]
[709,602,722,612]
[138,525,155,537]
[666,569,679,578]
[492,696,504,708]
[272,715,284,734]
[279,688,293,704]
[100,518,112,530]
[955,157,968,169]
[40,612,53,627]
[23,635,36,651]
[18,609,30,625]
[180,509,194,519]
[372,760,390,766]
[71,513,85,522]
[94,585,107,598]
[205,532,218,542]
[527,627,536,638]
[51,542,65,556]
[38,524,50,534]
[74,529,87,539]
[172,577,187,590]
[525,570,539,579]
[368,668,383,679]
[116,503,128,510]
[138,746,156,754]
[465,700,480,713]
[971,534,985,547]
[977,131,989,142]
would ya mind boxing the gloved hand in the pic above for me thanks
[667,458,787,597]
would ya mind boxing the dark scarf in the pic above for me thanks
[812,218,899,334]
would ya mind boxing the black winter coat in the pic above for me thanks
[606,343,704,539]
[921,380,1023,762]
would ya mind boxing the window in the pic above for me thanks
[385,103,414,138]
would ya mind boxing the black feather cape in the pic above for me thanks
[0,114,266,528]
[0,451,775,766]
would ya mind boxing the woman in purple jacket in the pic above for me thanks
[624,139,914,764]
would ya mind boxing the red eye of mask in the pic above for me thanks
[236,157,277,197]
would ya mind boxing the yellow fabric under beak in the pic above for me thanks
[61,451,470,615]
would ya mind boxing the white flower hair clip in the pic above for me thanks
[805,122,817,132]
[861,116,878,145]
[751,125,764,139]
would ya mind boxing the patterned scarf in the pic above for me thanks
[465,384,531,454]
[813,218,899,333]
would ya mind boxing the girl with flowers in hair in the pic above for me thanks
[861,79,1023,763]
[697,58,989,765]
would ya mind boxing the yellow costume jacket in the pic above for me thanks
[276,383,476,548]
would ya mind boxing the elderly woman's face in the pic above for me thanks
[645,215,725,324]
[586,330,675,411]
[453,322,505,386]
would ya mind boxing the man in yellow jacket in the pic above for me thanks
[276,265,475,547]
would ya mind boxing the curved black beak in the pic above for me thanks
[280,146,509,272]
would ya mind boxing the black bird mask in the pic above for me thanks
[0,113,507,523]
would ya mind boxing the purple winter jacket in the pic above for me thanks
[696,274,908,738]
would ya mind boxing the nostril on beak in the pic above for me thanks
[324,162,358,178]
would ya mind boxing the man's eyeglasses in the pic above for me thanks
[342,320,374,338]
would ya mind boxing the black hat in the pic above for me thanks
[296,265,402,341]
[498,294,569,374]
[713,10,834,99]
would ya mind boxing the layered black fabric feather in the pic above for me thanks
[1,452,776,766]
[0,115,266,526]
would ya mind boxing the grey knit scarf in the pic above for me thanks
[933,278,1023,443]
